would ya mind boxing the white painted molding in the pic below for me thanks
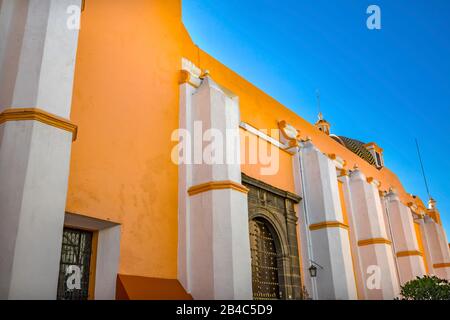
[332,155,346,169]
[239,121,295,153]
[181,57,202,88]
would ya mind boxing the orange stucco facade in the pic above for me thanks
[67,0,183,279]
[66,0,424,283]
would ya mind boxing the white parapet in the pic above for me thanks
[348,169,400,299]
[384,191,425,284]
[298,141,357,300]
[0,0,81,299]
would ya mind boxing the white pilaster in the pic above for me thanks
[177,81,195,293]
[348,169,400,299]
[423,216,450,279]
[0,0,80,116]
[298,141,357,300]
[0,0,81,299]
[338,173,366,300]
[292,149,314,299]
[178,68,252,299]
[385,192,425,284]
[415,217,434,274]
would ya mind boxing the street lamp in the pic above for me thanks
[309,260,323,278]
[308,265,318,278]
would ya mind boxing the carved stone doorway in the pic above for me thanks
[243,173,303,300]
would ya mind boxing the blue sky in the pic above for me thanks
[182,0,450,235]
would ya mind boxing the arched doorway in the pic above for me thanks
[249,218,281,300]
[243,173,303,300]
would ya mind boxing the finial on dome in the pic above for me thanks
[428,197,437,210]
[314,112,331,135]
[314,91,331,135]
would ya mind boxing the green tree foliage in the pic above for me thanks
[398,275,450,300]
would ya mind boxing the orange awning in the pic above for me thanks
[116,274,192,300]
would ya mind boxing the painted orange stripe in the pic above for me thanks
[0,108,78,141]
[188,180,249,196]
[309,221,349,231]
[433,263,450,269]
[396,250,422,258]
[358,238,392,247]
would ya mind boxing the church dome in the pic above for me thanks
[330,135,377,166]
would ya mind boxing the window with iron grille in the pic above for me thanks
[57,228,93,300]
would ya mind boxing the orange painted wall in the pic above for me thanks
[240,128,295,193]
[67,0,184,279]
[67,0,420,281]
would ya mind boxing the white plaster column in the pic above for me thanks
[384,191,425,284]
[414,217,434,274]
[292,148,314,299]
[423,216,450,279]
[177,59,199,293]
[348,169,400,299]
[178,64,252,299]
[0,0,81,299]
[298,140,357,300]
[338,172,366,300]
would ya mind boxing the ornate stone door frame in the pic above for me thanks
[242,173,303,300]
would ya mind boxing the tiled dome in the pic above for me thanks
[331,135,376,166]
